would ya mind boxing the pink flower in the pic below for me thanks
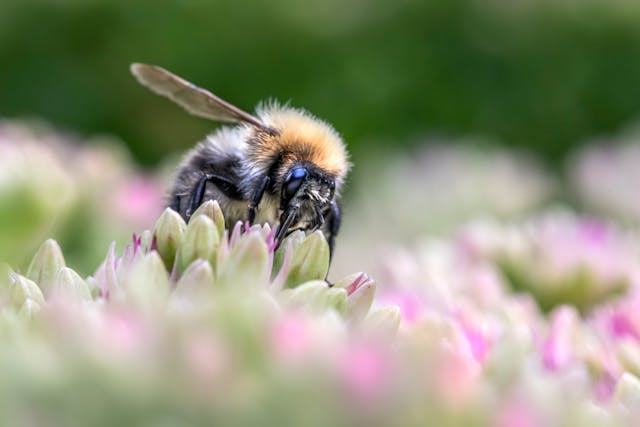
[184,333,230,388]
[340,342,390,401]
[541,307,578,372]
[270,313,312,361]
[96,309,149,357]
[608,311,640,341]
[460,321,490,364]
[382,289,424,323]
[496,398,541,427]
[434,339,481,405]
[110,176,164,228]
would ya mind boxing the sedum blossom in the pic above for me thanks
[1,206,640,426]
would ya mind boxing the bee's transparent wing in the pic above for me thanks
[131,63,270,131]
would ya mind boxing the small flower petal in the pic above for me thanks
[343,275,376,323]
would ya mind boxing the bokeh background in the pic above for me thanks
[4,0,640,277]
[4,0,640,165]
[5,0,640,274]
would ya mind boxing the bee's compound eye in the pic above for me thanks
[283,167,307,201]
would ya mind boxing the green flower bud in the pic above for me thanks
[9,272,45,309]
[273,230,306,274]
[362,306,401,339]
[18,298,42,320]
[191,200,225,238]
[121,252,170,311]
[217,233,269,288]
[153,208,187,270]
[343,275,376,323]
[282,231,330,289]
[26,239,65,296]
[52,267,92,302]
[175,259,215,298]
[326,287,348,314]
[332,272,363,289]
[280,280,346,313]
[614,372,640,408]
[178,215,219,272]
[618,340,640,375]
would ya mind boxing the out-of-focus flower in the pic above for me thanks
[107,176,164,229]
[0,121,164,272]
[0,122,75,266]
[570,124,640,224]
[6,132,640,425]
[457,211,639,312]
[333,143,554,278]
[354,208,640,421]
[0,206,398,426]
[3,207,640,425]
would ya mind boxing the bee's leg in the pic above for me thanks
[170,195,181,213]
[186,175,210,220]
[186,173,243,221]
[325,200,341,262]
[247,176,270,224]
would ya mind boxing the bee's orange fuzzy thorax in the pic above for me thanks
[259,108,349,177]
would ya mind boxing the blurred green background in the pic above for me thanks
[3,0,640,166]
[4,0,640,274]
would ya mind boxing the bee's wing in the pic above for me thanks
[131,63,271,131]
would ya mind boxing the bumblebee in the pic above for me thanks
[131,64,350,257]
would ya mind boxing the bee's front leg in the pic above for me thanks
[170,195,181,213]
[325,200,341,262]
[186,175,211,220]
[247,176,270,224]
[186,173,242,221]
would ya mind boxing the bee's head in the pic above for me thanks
[274,163,336,243]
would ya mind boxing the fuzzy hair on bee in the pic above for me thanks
[130,63,350,258]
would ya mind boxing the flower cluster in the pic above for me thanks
[456,211,640,312]
[375,211,640,424]
[5,121,640,426]
[0,200,401,426]
[3,202,640,426]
